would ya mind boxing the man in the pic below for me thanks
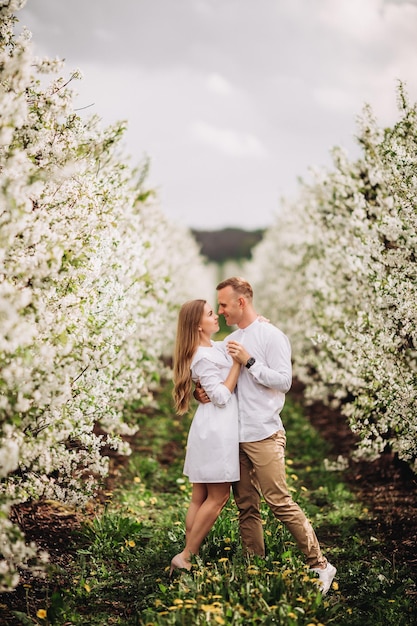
[196,276,336,594]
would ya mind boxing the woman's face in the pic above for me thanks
[199,302,219,338]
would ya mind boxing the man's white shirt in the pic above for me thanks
[221,319,292,443]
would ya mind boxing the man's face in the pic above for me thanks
[217,286,243,326]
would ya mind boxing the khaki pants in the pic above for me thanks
[232,430,326,568]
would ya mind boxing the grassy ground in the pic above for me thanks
[5,382,417,626]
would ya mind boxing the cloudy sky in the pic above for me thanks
[18,0,417,230]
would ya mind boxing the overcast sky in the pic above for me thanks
[17,0,417,230]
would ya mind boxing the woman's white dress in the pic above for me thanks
[183,342,240,483]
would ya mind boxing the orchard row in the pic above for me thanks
[1,0,416,593]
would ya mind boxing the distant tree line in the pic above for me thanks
[192,228,265,263]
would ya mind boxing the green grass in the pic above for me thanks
[10,383,417,626]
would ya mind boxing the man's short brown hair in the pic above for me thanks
[216,276,253,300]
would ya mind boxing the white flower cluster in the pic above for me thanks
[247,83,417,473]
[0,3,213,591]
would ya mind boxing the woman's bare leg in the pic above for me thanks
[179,482,231,564]
[185,483,208,541]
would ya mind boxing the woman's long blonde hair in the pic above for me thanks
[173,299,206,415]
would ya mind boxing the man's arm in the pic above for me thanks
[227,331,292,393]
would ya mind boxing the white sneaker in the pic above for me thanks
[310,562,337,595]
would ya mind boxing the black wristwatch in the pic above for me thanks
[245,357,256,369]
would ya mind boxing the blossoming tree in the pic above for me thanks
[248,83,417,473]
[0,1,212,591]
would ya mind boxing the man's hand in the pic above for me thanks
[226,340,250,365]
[193,381,211,404]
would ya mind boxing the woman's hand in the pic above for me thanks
[257,314,270,323]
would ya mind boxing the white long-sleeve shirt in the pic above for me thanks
[191,343,234,408]
[223,318,292,442]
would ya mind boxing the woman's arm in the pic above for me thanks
[222,359,241,393]
[193,357,240,407]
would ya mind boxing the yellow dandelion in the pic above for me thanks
[154,599,163,607]
[290,473,298,481]
[332,581,339,591]
[301,486,308,492]
[133,476,141,483]
[84,583,91,593]
[265,529,272,536]
[150,497,158,505]
[286,458,294,465]
[179,485,187,491]
[296,596,306,603]
[173,598,184,605]
[36,609,47,620]
[201,603,222,613]
[214,617,225,625]
[224,546,231,551]
[126,540,135,548]
[139,500,146,507]
[218,557,229,563]
[288,486,297,493]
[224,537,231,544]
[288,612,297,619]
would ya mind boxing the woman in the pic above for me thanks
[170,299,241,575]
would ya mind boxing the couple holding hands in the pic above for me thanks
[170,276,336,595]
